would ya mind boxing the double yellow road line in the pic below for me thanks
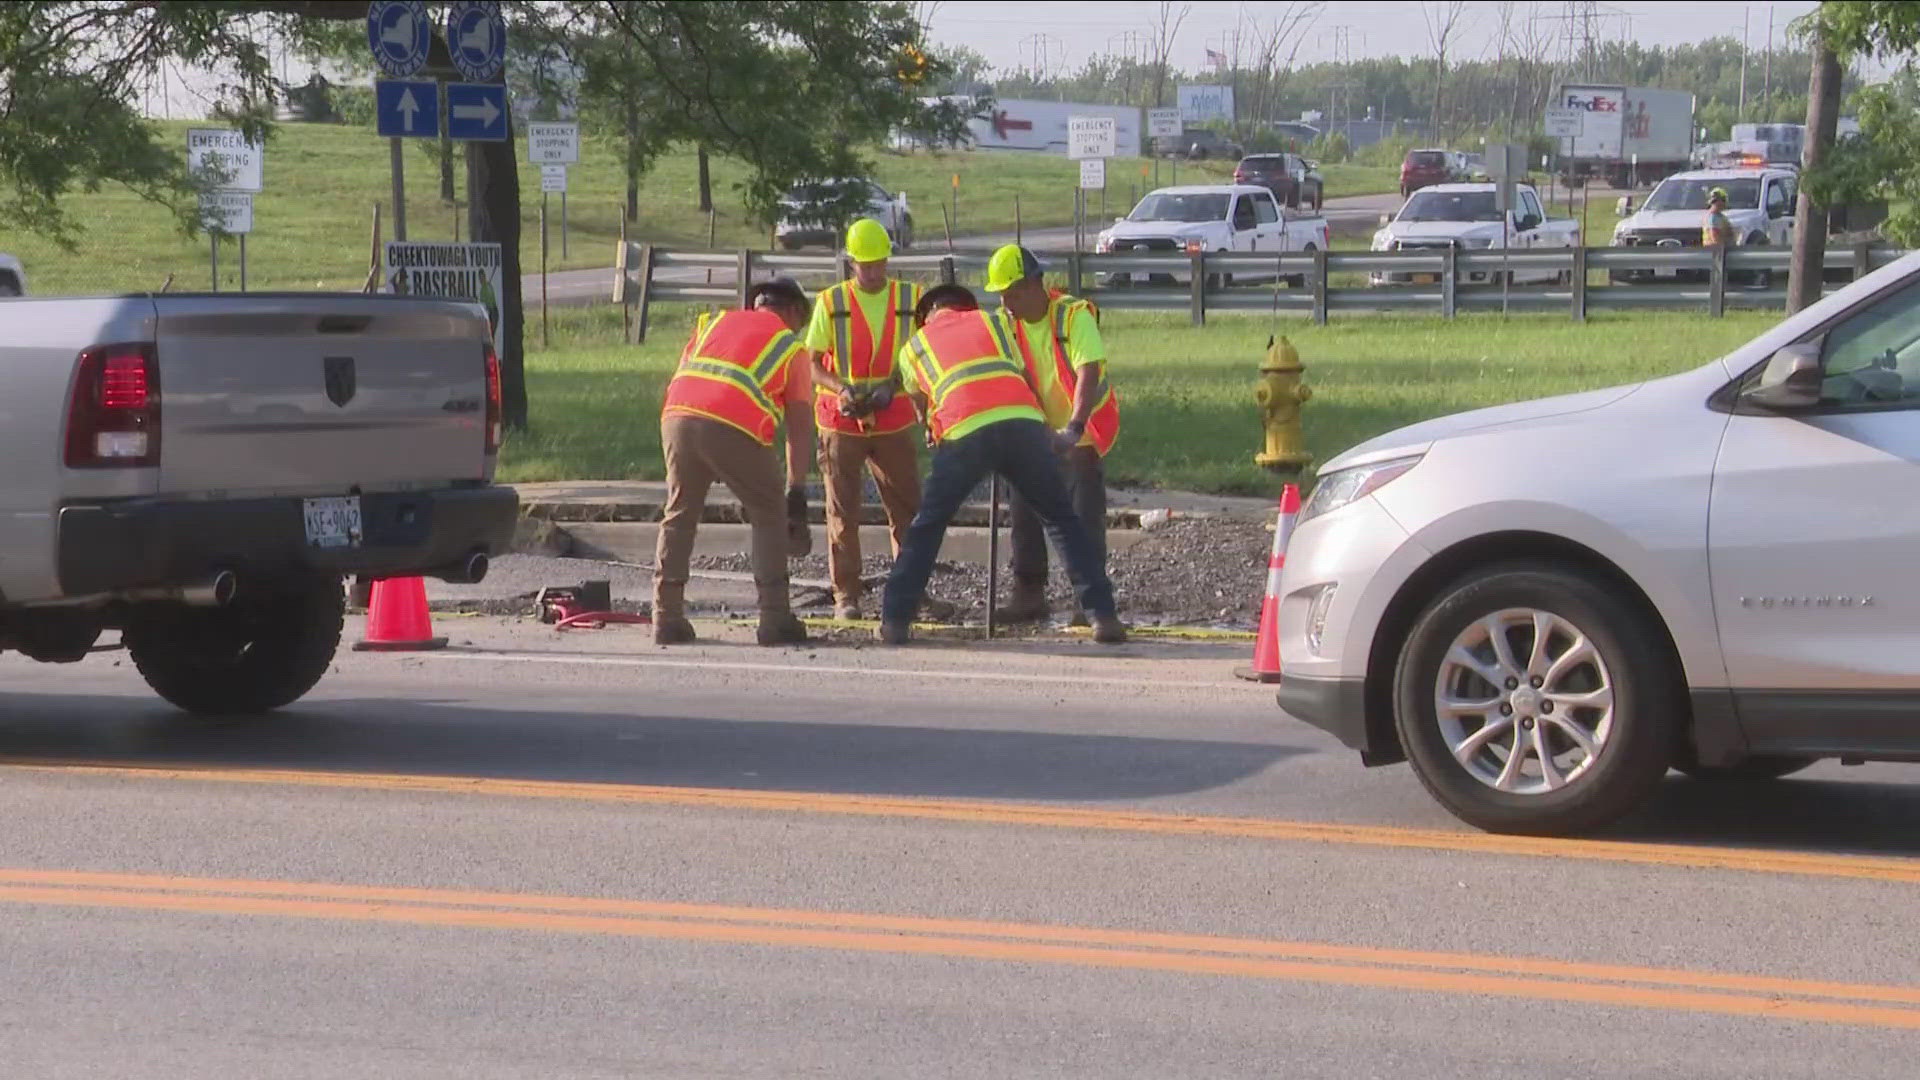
[6,868,1920,1030]
[12,757,1920,886]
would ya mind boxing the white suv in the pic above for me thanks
[1277,252,1920,835]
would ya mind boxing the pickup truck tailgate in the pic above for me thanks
[153,295,493,496]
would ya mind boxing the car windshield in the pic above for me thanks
[1128,193,1230,223]
[1397,190,1502,223]
[1645,178,1762,211]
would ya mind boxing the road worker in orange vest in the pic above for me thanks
[801,218,924,620]
[655,277,815,647]
[984,244,1122,627]
[878,284,1126,647]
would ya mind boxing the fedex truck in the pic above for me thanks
[1553,84,1695,188]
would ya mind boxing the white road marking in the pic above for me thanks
[421,649,1272,692]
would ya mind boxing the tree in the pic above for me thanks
[1797,2,1920,276]
[1242,2,1323,127]
[1789,32,1844,313]
[1421,1,1472,134]
[1147,2,1191,109]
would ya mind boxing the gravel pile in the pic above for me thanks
[691,512,1276,629]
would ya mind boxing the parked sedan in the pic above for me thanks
[1232,154,1323,210]
[775,179,913,251]
[1274,251,1920,836]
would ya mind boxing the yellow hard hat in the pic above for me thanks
[984,244,1046,292]
[845,218,892,263]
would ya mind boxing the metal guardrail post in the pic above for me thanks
[1311,247,1328,325]
[1441,245,1457,320]
[1571,246,1588,322]
[735,249,752,309]
[1710,244,1727,318]
[1855,241,1873,283]
[1068,252,1083,296]
[634,243,655,344]
[1189,250,1205,327]
[940,255,955,285]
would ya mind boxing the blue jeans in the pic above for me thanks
[882,419,1117,624]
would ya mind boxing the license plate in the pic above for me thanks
[303,496,363,549]
[1412,273,1438,285]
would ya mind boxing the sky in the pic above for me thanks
[923,1,1822,76]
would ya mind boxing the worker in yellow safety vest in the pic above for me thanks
[801,218,924,620]
[877,284,1126,647]
[1703,187,1736,247]
[656,277,815,647]
[983,243,1122,627]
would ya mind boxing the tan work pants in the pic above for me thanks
[817,428,922,606]
[655,413,791,620]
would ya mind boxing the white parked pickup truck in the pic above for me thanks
[1095,184,1330,287]
[0,293,520,715]
[1610,168,1799,284]
[1370,183,1580,286]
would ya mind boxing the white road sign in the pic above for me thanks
[1068,115,1116,160]
[1544,108,1584,139]
[525,122,579,164]
[1146,108,1182,138]
[198,192,253,235]
[1079,158,1105,190]
[540,164,567,193]
[383,241,504,353]
[187,128,263,193]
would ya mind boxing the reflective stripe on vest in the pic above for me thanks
[663,310,797,445]
[901,311,1041,442]
[1044,297,1121,456]
[819,280,922,434]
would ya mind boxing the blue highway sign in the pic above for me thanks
[446,1,506,82]
[445,83,508,142]
[366,0,431,78]
[376,79,440,139]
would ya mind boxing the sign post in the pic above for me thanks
[367,1,431,241]
[1147,106,1180,182]
[527,122,578,260]
[1069,117,1116,254]
[188,128,263,291]
[1544,107,1583,217]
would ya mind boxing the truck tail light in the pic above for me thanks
[65,343,159,468]
[1232,169,1248,182]
[483,344,503,453]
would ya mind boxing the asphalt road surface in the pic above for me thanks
[4,618,1918,1078]
[525,192,1406,307]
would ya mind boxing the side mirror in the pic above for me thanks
[1743,342,1825,411]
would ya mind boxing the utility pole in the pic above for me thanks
[1738,5,1749,121]
[1761,4,1774,118]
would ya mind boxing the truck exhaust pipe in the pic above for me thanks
[430,550,490,585]
[117,570,238,608]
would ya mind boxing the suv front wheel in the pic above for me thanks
[1393,564,1678,835]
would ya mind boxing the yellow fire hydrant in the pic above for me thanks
[1254,335,1312,472]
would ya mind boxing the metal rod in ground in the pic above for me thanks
[540,195,550,348]
[1015,195,1022,245]
[239,233,247,292]
[620,206,631,342]
[985,475,1000,640]
[561,191,568,260]
[210,234,218,292]
[389,136,407,241]
[940,202,954,251]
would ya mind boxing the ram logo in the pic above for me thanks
[323,356,357,408]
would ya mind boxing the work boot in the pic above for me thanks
[834,601,862,622]
[1091,613,1129,645]
[755,579,809,646]
[1067,609,1090,628]
[653,616,697,645]
[992,574,1051,624]
[654,585,697,645]
[876,619,911,645]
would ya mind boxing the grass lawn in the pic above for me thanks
[3,121,1402,298]
[501,306,1783,495]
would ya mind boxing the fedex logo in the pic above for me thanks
[1563,94,1620,112]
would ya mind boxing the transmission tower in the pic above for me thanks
[1548,1,1629,83]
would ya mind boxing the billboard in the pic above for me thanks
[959,98,1141,157]
[1177,85,1235,125]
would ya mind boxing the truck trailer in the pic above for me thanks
[1553,84,1696,189]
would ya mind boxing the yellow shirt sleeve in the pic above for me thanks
[896,338,931,397]
[803,293,835,354]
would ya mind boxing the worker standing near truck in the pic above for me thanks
[984,244,1121,627]
[654,277,814,648]
[802,218,925,620]
[878,284,1126,647]
[1703,187,1736,248]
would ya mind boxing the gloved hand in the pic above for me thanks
[837,388,865,418]
[1050,425,1084,456]
[867,384,896,412]
[785,485,812,557]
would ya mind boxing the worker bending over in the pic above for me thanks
[985,244,1121,627]
[801,218,923,620]
[877,285,1126,646]
[654,277,814,647]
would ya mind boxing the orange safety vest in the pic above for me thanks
[900,309,1045,443]
[1013,290,1122,457]
[663,309,801,446]
[816,279,923,435]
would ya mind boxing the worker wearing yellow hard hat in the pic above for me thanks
[984,244,1122,628]
[1703,186,1735,248]
[799,217,924,619]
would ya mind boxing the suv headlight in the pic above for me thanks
[1370,231,1391,251]
[1298,454,1424,526]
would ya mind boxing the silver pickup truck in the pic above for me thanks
[1,292,519,714]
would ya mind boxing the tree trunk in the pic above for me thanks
[696,145,712,213]
[439,132,456,203]
[1788,38,1843,314]
[467,113,528,430]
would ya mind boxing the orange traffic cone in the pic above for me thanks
[353,576,448,652]
[1235,483,1300,684]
